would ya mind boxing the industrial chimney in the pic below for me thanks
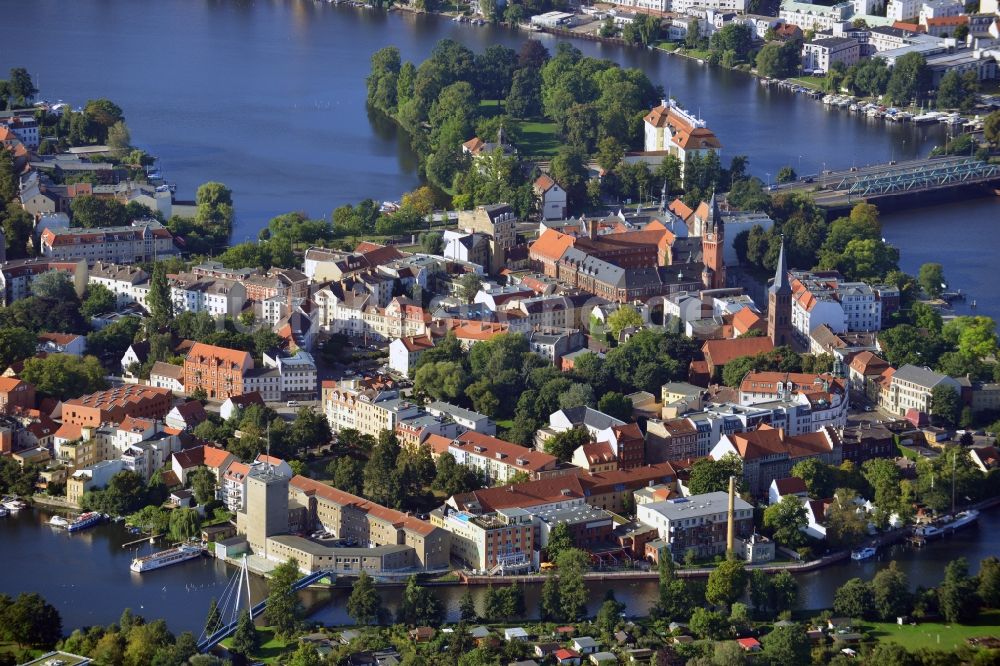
[726,475,736,556]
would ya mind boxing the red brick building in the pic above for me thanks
[183,342,254,400]
[62,385,172,427]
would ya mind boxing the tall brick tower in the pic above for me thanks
[701,194,726,289]
[767,236,793,347]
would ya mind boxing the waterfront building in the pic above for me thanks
[641,100,722,175]
[802,37,861,73]
[430,506,534,572]
[637,491,754,559]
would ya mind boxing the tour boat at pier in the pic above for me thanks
[67,512,103,533]
[944,509,979,532]
[130,543,204,573]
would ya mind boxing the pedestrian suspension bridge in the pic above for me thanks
[196,556,330,653]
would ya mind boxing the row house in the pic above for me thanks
[38,220,177,264]
[789,271,882,349]
[87,262,149,307]
[738,371,849,433]
[302,242,405,283]
[578,462,678,514]
[710,424,843,498]
[183,342,255,401]
[848,351,893,402]
[430,431,560,484]
[169,272,248,318]
[0,258,87,306]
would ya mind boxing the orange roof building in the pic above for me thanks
[711,424,842,497]
[700,337,774,378]
[642,100,721,172]
[183,342,254,401]
[62,385,172,427]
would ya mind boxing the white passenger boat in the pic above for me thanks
[851,547,877,561]
[131,543,204,573]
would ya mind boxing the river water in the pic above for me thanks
[2,505,999,634]
[3,0,1000,635]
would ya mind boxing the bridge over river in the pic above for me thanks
[773,156,1000,212]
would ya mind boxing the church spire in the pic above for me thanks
[769,236,791,295]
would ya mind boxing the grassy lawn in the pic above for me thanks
[679,48,713,61]
[515,119,560,158]
[654,40,678,51]
[0,642,45,664]
[221,626,295,664]
[495,418,514,430]
[788,75,827,91]
[478,99,506,118]
[862,610,1000,651]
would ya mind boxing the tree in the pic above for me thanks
[977,556,1000,608]
[607,307,643,339]
[556,548,590,621]
[506,68,543,119]
[230,609,258,658]
[776,166,797,183]
[558,383,594,410]
[328,457,364,496]
[761,624,811,666]
[790,458,836,498]
[0,327,37,370]
[597,392,633,421]
[347,570,380,625]
[886,52,930,105]
[764,495,808,548]
[3,593,62,649]
[549,144,590,212]
[265,558,303,638]
[826,489,868,549]
[8,68,38,103]
[688,454,743,495]
[194,182,235,243]
[107,120,131,155]
[397,574,442,626]
[689,607,729,640]
[931,384,961,426]
[872,562,912,621]
[540,570,562,621]
[168,508,201,541]
[20,354,107,398]
[755,41,799,78]
[458,273,483,304]
[31,271,78,302]
[147,262,173,327]
[544,427,590,462]
[918,262,946,298]
[545,522,574,561]
[939,557,978,623]
[364,431,402,507]
[189,467,218,506]
[834,577,874,619]
[459,588,478,621]
[985,110,1000,147]
[706,558,748,610]
[81,283,117,319]
[204,598,222,637]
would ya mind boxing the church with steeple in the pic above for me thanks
[767,237,793,347]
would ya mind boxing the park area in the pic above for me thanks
[863,610,1000,651]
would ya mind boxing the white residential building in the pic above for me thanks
[919,0,964,23]
[168,273,247,318]
[788,271,882,348]
[426,401,496,435]
[87,262,149,307]
[802,37,861,72]
[641,100,722,175]
[262,350,318,400]
[887,0,919,21]
[881,364,961,417]
[388,335,436,378]
[39,221,177,264]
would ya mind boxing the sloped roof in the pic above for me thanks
[530,229,577,263]
[702,337,774,367]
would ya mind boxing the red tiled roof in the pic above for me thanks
[581,441,616,465]
[773,477,808,496]
[290,475,436,536]
[452,475,587,512]
[702,337,774,367]
[454,431,558,472]
[580,462,676,495]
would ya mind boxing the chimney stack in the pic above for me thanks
[726,475,736,557]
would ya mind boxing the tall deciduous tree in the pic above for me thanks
[230,609,258,658]
[346,571,381,625]
[265,558,303,638]
[556,548,589,621]
[763,495,808,548]
[706,558,748,610]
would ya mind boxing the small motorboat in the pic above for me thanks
[851,546,877,561]
[49,515,70,528]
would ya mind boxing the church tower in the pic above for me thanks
[701,194,725,290]
[767,236,793,347]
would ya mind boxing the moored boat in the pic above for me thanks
[67,511,103,533]
[49,515,70,528]
[2,497,27,511]
[851,546,877,561]
[130,543,204,573]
